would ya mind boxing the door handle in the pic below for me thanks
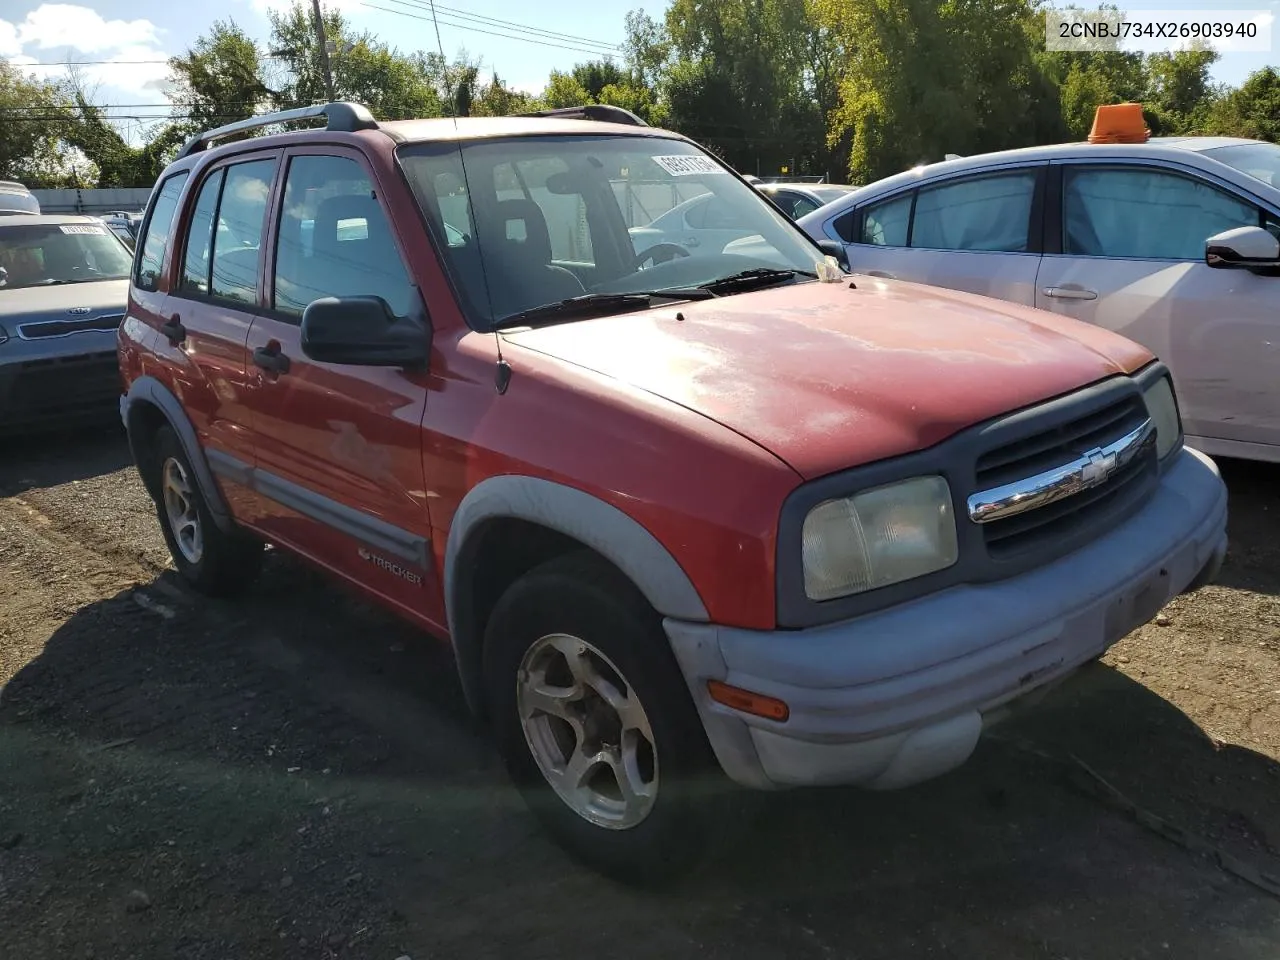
[252,344,291,375]
[159,315,186,346]
[866,270,895,279]
[1042,285,1098,301]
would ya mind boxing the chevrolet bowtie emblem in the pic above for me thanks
[1078,447,1117,487]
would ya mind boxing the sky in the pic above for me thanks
[1,0,1278,143]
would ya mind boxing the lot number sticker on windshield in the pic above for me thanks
[59,224,107,235]
[652,155,726,177]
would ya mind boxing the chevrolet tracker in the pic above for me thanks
[117,102,1229,882]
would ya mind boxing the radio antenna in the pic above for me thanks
[426,0,454,125]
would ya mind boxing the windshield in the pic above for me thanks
[1203,142,1280,189]
[398,135,826,328]
[0,222,133,290]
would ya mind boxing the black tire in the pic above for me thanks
[148,425,263,597]
[483,550,746,885]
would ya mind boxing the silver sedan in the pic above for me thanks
[800,137,1280,464]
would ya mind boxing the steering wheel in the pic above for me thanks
[633,242,692,270]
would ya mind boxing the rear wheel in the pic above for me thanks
[149,425,263,597]
[483,551,741,884]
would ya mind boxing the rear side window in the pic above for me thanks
[912,171,1037,252]
[181,169,224,295]
[273,154,414,318]
[134,172,189,291]
[210,159,276,305]
[860,193,911,246]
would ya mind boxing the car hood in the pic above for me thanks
[0,278,129,319]
[501,278,1154,480]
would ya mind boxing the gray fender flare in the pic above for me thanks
[444,475,709,713]
[121,375,234,532]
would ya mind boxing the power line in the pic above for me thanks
[362,3,622,57]
[7,58,172,66]
[8,55,290,66]
[390,0,622,52]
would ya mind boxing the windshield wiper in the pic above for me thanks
[698,267,814,294]
[492,289,714,330]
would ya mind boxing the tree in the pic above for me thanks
[622,10,670,91]
[268,1,442,120]
[1206,67,1280,141]
[1144,48,1221,135]
[656,0,837,175]
[168,19,271,135]
[1049,52,1147,138]
[818,0,1063,182]
[541,70,592,109]
[472,72,539,117]
[0,62,86,187]
[572,60,626,100]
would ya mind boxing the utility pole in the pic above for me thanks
[311,0,336,103]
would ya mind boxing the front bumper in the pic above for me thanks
[0,350,122,435]
[666,446,1228,791]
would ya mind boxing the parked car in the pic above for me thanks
[0,181,40,216]
[628,189,762,260]
[0,215,133,434]
[799,105,1280,464]
[100,214,137,249]
[119,101,1226,883]
[755,181,856,220]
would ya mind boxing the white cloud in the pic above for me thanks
[16,4,160,54]
[0,20,20,57]
[81,45,173,98]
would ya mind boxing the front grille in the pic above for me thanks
[18,313,124,339]
[4,351,121,428]
[973,392,1155,560]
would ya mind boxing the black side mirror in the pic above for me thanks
[1205,226,1280,274]
[300,296,430,367]
[817,239,850,271]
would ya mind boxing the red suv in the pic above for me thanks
[119,102,1228,882]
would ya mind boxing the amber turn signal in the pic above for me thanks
[707,680,790,722]
[1088,103,1150,144]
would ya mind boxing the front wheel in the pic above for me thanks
[149,425,263,597]
[483,552,740,884]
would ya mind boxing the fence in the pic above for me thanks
[29,188,152,215]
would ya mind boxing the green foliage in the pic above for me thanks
[471,73,539,117]
[1144,48,1220,135]
[1206,67,1280,141]
[572,61,626,100]
[0,62,83,187]
[5,0,1276,191]
[168,19,269,133]
[817,0,1066,182]
[541,70,592,109]
[267,2,443,120]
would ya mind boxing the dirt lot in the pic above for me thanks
[2,425,1279,960]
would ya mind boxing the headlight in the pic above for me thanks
[1141,375,1181,460]
[801,475,958,601]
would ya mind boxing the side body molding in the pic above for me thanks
[444,475,710,712]
[120,375,234,531]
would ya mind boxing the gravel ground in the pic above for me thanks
[1,424,1279,960]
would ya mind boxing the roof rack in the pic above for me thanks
[517,104,648,127]
[175,102,378,160]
